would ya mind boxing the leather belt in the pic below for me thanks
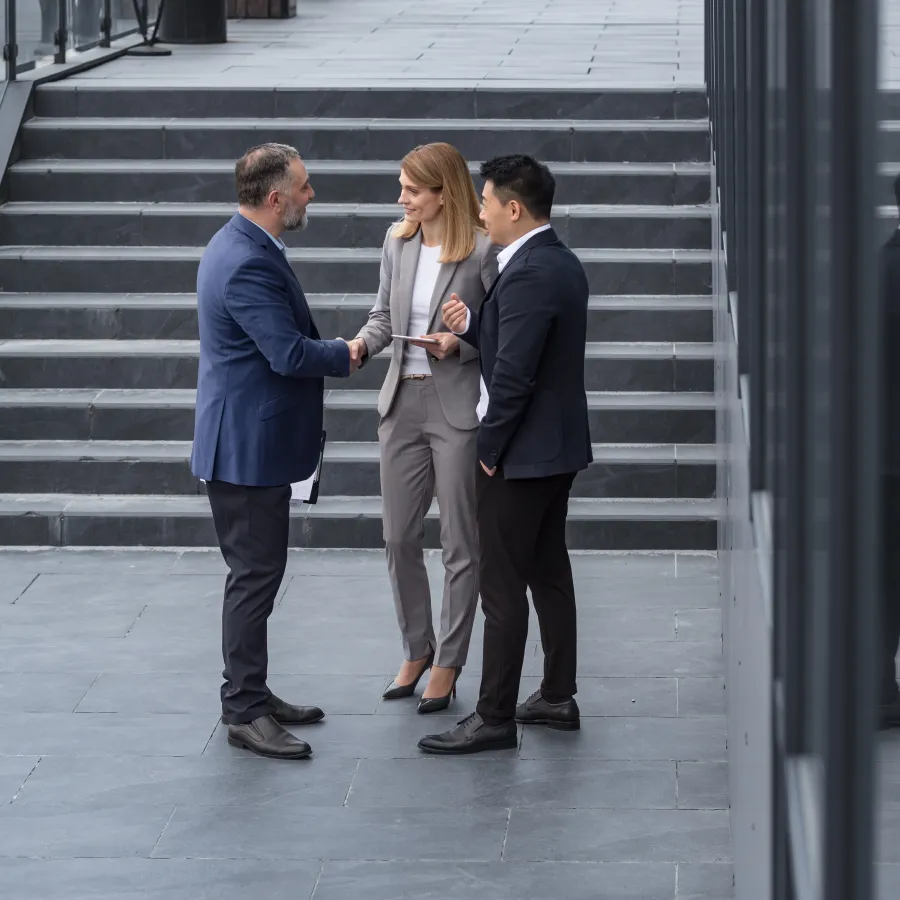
[401,374,431,381]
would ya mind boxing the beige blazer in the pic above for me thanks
[356,226,500,431]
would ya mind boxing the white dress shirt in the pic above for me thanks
[453,224,553,421]
[403,243,442,376]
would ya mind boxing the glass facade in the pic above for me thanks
[710,0,892,897]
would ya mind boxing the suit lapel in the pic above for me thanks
[398,232,421,337]
[427,259,459,331]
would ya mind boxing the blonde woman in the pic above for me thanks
[348,143,499,713]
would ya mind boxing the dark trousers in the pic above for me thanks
[882,475,900,705]
[206,480,291,725]
[475,468,578,725]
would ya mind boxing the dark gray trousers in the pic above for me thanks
[207,480,291,725]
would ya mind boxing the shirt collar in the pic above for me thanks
[239,213,287,254]
[497,223,552,272]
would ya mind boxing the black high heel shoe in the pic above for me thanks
[417,667,462,714]
[382,651,435,700]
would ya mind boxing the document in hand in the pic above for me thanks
[291,430,326,504]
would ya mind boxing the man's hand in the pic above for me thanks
[442,293,469,334]
[480,461,497,477]
[339,337,367,374]
[407,331,459,361]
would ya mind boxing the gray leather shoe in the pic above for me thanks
[515,689,580,731]
[227,714,312,760]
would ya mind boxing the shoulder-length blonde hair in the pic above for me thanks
[391,142,484,263]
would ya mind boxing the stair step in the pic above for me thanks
[0,440,716,499]
[0,202,712,250]
[8,159,712,206]
[0,339,714,392]
[0,492,718,550]
[34,84,708,120]
[20,117,711,163]
[0,293,714,343]
[0,246,712,295]
[0,388,717,444]
[0,440,716,498]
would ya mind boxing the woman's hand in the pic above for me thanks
[408,332,459,361]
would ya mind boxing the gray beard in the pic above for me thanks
[283,209,308,232]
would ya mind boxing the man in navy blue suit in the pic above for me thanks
[191,143,358,760]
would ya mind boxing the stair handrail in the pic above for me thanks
[2,0,171,80]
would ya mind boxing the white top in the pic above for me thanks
[403,243,442,376]
[454,225,553,422]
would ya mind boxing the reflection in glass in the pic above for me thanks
[17,0,59,69]
[0,1,6,84]
[878,2,900,897]
[70,0,103,50]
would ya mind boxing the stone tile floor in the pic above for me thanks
[55,0,706,88]
[0,548,732,899]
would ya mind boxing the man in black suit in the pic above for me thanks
[419,155,592,755]
[879,175,900,729]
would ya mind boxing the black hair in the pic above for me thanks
[479,154,555,221]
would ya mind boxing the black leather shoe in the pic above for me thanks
[417,667,462,715]
[221,695,325,726]
[515,689,580,731]
[270,695,325,725]
[383,651,435,700]
[880,697,900,730]
[227,714,312,760]
[418,712,518,755]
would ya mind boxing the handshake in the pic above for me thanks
[338,294,469,375]
[340,337,368,374]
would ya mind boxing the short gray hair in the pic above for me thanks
[235,143,301,207]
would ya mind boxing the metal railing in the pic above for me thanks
[2,0,166,81]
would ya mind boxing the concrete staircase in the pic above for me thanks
[0,84,716,548]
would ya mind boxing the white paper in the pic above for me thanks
[291,473,316,502]
[391,334,440,345]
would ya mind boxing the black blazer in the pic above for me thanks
[883,231,900,476]
[459,227,593,480]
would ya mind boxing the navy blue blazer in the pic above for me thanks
[458,227,593,480]
[191,214,350,487]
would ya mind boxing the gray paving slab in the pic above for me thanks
[0,547,730,896]
[346,758,676,809]
[677,762,729,809]
[0,572,38,603]
[503,808,731,862]
[311,860,677,900]
[0,756,40,804]
[0,801,176,858]
[533,639,724,677]
[519,674,678,717]
[0,672,97,712]
[0,859,322,900]
[519,715,725,761]
[13,755,357,810]
[678,677,727,716]
[677,863,736,899]
[0,712,217,757]
[54,0,705,89]
[153,804,510,860]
